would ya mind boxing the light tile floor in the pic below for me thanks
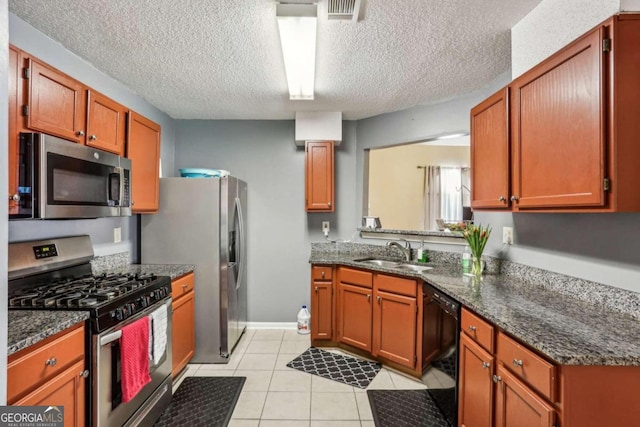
[173,328,451,426]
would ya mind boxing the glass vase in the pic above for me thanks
[471,256,484,278]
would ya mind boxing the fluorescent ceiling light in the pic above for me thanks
[277,3,317,100]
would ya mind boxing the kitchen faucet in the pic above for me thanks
[386,239,412,261]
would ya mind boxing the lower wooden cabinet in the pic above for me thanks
[458,333,494,427]
[7,322,87,427]
[172,272,195,377]
[311,265,333,340]
[494,364,555,427]
[338,282,373,352]
[372,289,416,367]
[15,359,86,427]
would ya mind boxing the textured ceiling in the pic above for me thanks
[9,0,542,120]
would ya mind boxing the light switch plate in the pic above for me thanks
[322,221,330,236]
[502,227,513,245]
[114,227,122,243]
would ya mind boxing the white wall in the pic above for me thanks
[1,0,10,406]
[174,120,358,322]
[511,0,620,77]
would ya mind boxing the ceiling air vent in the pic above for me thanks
[327,0,362,21]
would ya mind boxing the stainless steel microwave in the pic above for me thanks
[10,133,131,219]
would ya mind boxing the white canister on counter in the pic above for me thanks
[297,305,311,335]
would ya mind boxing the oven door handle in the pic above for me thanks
[100,330,122,346]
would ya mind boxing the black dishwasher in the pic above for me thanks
[423,284,460,426]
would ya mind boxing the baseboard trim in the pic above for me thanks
[246,322,297,329]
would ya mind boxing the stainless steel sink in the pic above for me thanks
[394,264,434,272]
[353,258,401,268]
[353,258,433,273]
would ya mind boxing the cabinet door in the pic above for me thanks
[172,290,195,378]
[494,365,555,427]
[338,283,372,352]
[458,333,494,427]
[311,280,333,340]
[127,111,161,213]
[305,141,334,212]
[511,27,606,209]
[86,90,126,155]
[27,58,86,143]
[15,359,86,427]
[8,46,20,214]
[373,290,416,368]
[471,87,510,209]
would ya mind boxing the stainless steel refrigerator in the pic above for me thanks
[141,177,247,363]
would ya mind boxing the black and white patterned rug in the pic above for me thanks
[367,389,451,427]
[287,347,382,389]
[154,377,245,427]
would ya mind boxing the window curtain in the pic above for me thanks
[424,166,464,230]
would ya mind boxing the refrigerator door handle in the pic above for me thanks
[235,196,246,291]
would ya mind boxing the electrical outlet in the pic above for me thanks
[322,221,330,236]
[502,226,513,245]
[114,227,122,243]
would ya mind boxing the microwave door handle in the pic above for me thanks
[109,169,121,205]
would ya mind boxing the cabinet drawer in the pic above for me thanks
[8,323,85,403]
[461,308,495,353]
[172,272,195,300]
[375,274,417,297]
[312,266,333,281]
[339,267,372,288]
[497,332,556,401]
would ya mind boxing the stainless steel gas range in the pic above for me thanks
[8,235,173,427]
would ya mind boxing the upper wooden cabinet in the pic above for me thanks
[127,111,161,213]
[86,90,127,155]
[26,58,87,144]
[305,140,334,212]
[8,45,21,215]
[470,87,510,209]
[472,14,640,212]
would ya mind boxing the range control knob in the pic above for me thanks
[115,308,124,321]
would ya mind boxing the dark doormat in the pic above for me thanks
[367,389,451,427]
[154,377,246,427]
[287,347,381,389]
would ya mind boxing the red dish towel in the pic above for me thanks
[120,317,151,403]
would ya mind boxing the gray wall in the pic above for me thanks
[7,13,177,260]
[174,120,358,322]
[1,1,10,406]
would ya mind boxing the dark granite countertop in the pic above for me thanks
[309,253,640,367]
[98,264,195,280]
[8,311,90,356]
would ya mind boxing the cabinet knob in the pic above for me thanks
[376,296,381,303]
[366,294,371,301]
[76,130,85,136]
[321,271,325,278]
[9,193,20,202]
[513,359,524,367]
[45,357,57,367]
[79,370,89,378]
[492,374,502,383]
[468,325,477,332]
[131,201,135,206]
[510,195,519,202]
[482,362,490,369]
[89,134,97,141]
[498,196,506,202]
[327,202,332,207]
[182,284,188,292]
[314,286,319,292]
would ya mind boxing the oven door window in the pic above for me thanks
[47,152,117,206]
